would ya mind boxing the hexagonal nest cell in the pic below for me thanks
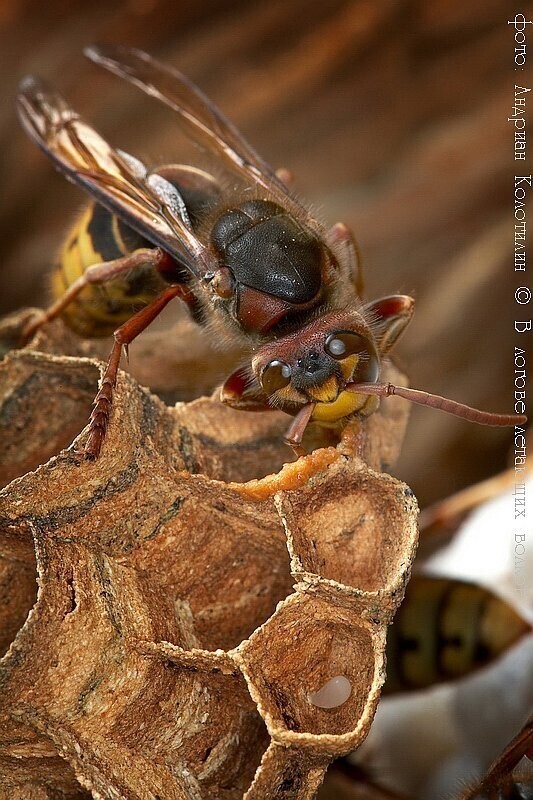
[0,311,418,800]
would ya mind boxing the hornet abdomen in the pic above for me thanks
[52,202,168,338]
[384,576,530,693]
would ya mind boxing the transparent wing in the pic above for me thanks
[85,45,322,233]
[17,75,215,277]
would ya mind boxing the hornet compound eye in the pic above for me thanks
[325,331,368,360]
[261,360,292,393]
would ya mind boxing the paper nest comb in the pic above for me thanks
[0,310,418,800]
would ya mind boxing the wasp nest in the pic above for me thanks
[0,310,418,800]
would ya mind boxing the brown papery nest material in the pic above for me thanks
[0,310,418,800]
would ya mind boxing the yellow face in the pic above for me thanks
[304,354,377,421]
[310,389,377,422]
[256,329,381,423]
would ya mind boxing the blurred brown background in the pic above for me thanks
[0,0,527,506]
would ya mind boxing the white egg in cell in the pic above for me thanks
[308,675,352,709]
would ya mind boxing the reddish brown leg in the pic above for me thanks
[284,403,315,457]
[80,284,194,460]
[22,247,168,342]
[327,222,364,298]
[458,717,532,799]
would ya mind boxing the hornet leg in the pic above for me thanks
[284,403,316,458]
[327,222,364,298]
[80,283,195,460]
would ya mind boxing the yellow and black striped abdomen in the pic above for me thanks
[384,576,531,694]
[52,202,168,338]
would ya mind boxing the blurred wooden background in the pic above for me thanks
[0,0,526,506]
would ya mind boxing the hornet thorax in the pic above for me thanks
[210,199,327,333]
